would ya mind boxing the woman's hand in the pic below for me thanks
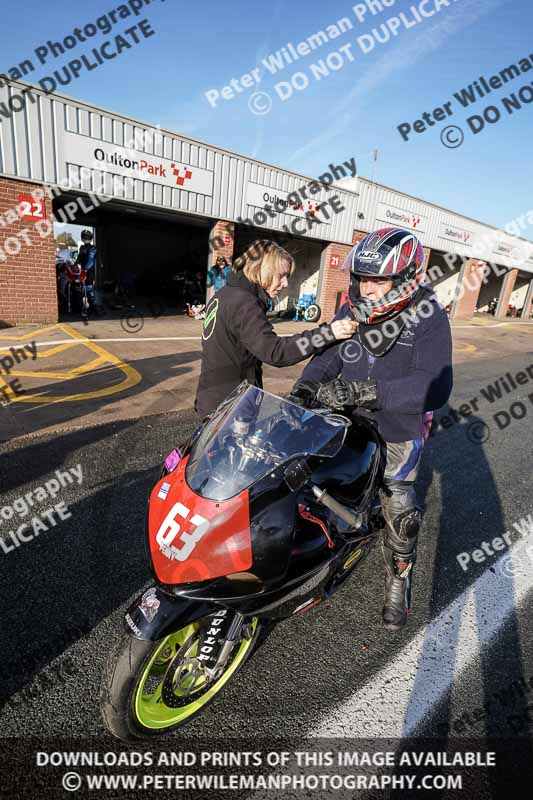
[331,319,358,340]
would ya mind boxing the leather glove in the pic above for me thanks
[316,378,379,410]
[286,380,320,408]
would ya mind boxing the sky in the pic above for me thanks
[2,0,532,239]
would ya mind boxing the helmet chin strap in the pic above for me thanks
[350,295,388,324]
[357,287,428,357]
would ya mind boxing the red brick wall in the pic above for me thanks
[522,279,533,319]
[0,177,57,326]
[495,268,518,318]
[318,229,366,322]
[451,259,485,320]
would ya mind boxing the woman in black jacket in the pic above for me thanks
[195,239,357,418]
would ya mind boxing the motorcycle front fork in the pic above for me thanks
[196,611,254,682]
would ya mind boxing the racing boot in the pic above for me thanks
[382,543,416,631]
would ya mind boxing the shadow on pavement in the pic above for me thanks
[392,407,533,797]
[0,408,201,704]
[0,349,201,442]
[0,361,531,759]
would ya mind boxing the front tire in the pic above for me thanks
[304,303,321,323]
[100,616,260,741]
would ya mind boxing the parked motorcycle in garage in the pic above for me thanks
[293,293,321,323]
[57,259,90,321]
[270,295,322,323]
[100,383,385,741]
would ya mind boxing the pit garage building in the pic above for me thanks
[1,78,533,326]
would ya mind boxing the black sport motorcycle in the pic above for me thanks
[101,383,385,741]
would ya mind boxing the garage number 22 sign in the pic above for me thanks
[18,195,46,222]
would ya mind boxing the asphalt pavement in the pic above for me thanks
[0,322,532,798]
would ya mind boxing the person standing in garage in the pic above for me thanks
[76,229,98,311]
[195,239,357,419]
[206,256,232,300]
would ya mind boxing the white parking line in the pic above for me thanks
[1,323,528,352]
[454,322,507,328]
[314,532,533,737]
[0,335,308,350]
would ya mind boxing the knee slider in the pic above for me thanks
[395,507,420,539]
[383,508,420,554]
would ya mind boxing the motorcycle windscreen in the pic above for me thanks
[186,384,349,501]
[149,456,252,584]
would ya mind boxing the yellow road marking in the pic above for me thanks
[0,323,141,404]
[11,353,108,380]
[0,324,60,340]
[32,341,82,358]
[453,343,477,353]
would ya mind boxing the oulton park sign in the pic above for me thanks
[63,130,214,196]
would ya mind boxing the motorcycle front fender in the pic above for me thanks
[124,585,219,642]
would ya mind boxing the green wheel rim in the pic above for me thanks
[133,618,258,730]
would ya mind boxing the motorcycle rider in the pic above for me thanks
[76,229,97,311]
[288,227,453,630]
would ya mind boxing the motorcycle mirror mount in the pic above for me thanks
[284,458,312,492]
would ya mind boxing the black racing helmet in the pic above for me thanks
[343,227,426,324]
[81,229,93,243]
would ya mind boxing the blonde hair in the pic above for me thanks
[233,240,294,289]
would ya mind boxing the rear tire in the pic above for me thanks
[100,616,261,741]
